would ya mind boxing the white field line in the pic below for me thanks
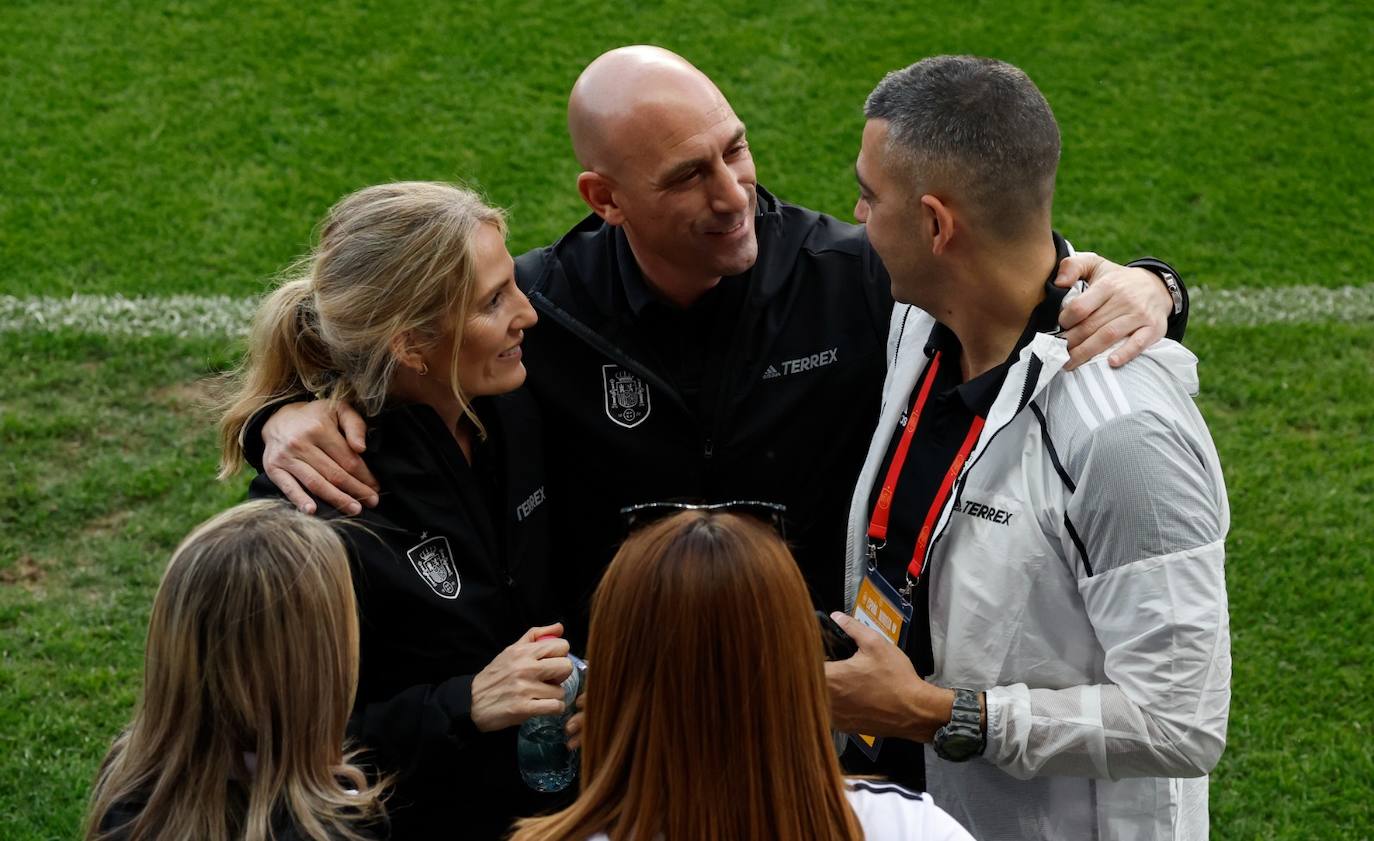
[0,294,258,338]
[1,286,1373,337]
[1187,285,1374,327]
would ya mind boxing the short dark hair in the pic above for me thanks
[865,55,1060,240]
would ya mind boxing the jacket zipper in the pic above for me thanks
[529,292,692,416]
[918,360,1039,573]
[703,290,758,463]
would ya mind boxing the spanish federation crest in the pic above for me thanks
[602,364,651,428]
[406,535,460,600]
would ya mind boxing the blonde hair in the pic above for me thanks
[218,181,507,476]
[85,500,386,841]
[511,511,863,841]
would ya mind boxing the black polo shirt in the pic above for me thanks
[851,232,1069,789]
[617,241,750,424]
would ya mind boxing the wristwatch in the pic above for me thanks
[933,688,985,762]
[1158,269,1184,316]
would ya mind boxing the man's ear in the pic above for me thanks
[577,171,626,226]
[920,194,957,256]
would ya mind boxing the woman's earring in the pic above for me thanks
[418,362,429,377]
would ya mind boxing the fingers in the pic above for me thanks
[266,465,317,515]
[484,696,561,731]
[1053,252,1106,287]
[520,678,567,701]
[565,709,585,749]
[340,403,370,454]
[508,626,570,672]
[525,698,565,717]
[533,654,574,684]
[1107,321,1161,368]
[830,612,885,650]
[1065,314,1138,371]
[1079,254,1126,284]
[263,402,377,511]
[312,438,381,506]
[530,637,571,664]
[522,623,565,643]
[1057,278,1110,330]
[282,457,364,516]
[472,654,571,732]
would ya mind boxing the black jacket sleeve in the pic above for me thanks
[240,392,311,472]
[245,474,489,781]
[347,673,486,781]
[332,522,498,787]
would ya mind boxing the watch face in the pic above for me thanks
[935,729,984,762]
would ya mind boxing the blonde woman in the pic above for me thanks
[510,509,974,841]
[86,499,386,841]
[219,182,573,840]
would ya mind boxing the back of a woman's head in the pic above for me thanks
[515,511,859,841]
[219,181,505,475]
[589,512,827,763]
[86,500,382,841]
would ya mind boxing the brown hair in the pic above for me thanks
[85,500,386,841]
[217,181,506,476]
[510,511,862,841]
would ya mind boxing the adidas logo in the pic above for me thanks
[761,348,840,381]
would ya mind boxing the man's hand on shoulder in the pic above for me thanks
[1055,253,1173,371]
[262,401,379,516]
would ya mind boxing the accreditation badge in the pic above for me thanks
[847,566,914,760]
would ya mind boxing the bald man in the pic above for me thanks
[253,47,1185,652]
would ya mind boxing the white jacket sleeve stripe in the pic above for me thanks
[1096,359,1134,417]
[1061,374,1101,430]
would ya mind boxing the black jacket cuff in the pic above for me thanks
[437,673,481,742]
[242,392,312,472]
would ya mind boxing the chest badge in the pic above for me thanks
[602,364,652,428]
[406,535,460,600]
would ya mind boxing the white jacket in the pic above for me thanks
[845,303,1232,841]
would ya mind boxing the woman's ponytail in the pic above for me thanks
[216,274,333,478]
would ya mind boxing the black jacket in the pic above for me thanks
[516,187,893,641]
[250,390,569,841]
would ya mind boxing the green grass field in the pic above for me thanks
[2,1,1371,838]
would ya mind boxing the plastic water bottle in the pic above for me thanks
[516,653,586,792]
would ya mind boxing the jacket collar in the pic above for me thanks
[362,399,502,558]
[527,185,810,322]
[921,231,1072,416]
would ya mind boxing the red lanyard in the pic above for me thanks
[867,351,986,585]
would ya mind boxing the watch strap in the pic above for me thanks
[951,687,981,722]
[933,688,986,762]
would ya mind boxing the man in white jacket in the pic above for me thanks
[824,56,1231,840]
